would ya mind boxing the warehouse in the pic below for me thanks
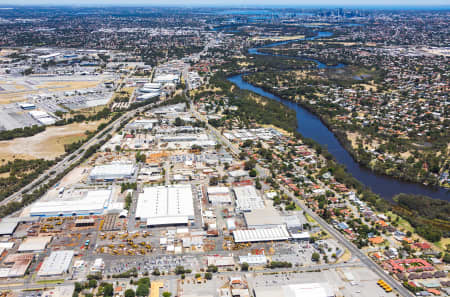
[135,185,195,227]
[233,185,265,212]
[207,186,232,204]
[243,206,283,228]
[18,236,52,252]
[239,254,268,265]
[2,253,34,278]
[89,163,136,182]
[0,218,19,236]
[254,283,334,297]
[232,225,290,243]
[29,189,112,217]
[38,250,74,277]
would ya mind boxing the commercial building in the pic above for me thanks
[0,218,19,236]
[254,283,334,297]
[29,189,112,217]
[38,250,74,276]
[135,185,195,227]
[233,185,265,212]
[1,253,34,278]
[207,186,232,204]
[89,163,136,182]
[232,225,290,243]
[18,236,52,252]
[243,206,283,228]
[238,254,268,265]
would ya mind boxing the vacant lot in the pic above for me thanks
[0,120,104,161]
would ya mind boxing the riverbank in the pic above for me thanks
[228,73,449,202]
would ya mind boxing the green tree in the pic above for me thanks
[125,289,136,297]
[241,262,249,271]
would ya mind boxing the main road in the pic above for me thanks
[190,103,413,297]
[0,100,157,210]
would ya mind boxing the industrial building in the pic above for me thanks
[243,206,283,228]
[18,236,52,252]
[239,254,268,265]
[254,283,334,297]
[232,225,290,243]
[0,218,19,236]
[89,163,136,182]
[135,185,195,227]
[207,186,232,204]
[1,253,34,278]
[38,250,74,277]
[233,185,265,212]
[29,189,112,217]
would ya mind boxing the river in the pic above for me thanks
[227,32,449,202]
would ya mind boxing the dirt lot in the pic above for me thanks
[0,120,105,161]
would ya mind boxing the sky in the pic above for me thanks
[1,0,449,6]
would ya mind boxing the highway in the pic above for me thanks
[0,101,155,210]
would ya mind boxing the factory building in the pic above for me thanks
[254,283,334,297]
[135,185,195,227]
[29,189,112,217]
[232,225,290,243]
[207,186,232,204]
[233,185,265,212]
[89,163,136,182]
[38,250,74,277]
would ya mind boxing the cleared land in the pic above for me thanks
[0,120,104,161]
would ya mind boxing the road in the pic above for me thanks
[190,103,413,297]
[0,101,156,211]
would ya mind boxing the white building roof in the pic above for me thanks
[18,236,52,252]
[147,216,188,226]
[136,185,194,223]
[233,225,290,243]
[0,220,18,235]
[38,250,74,276]
[89,163,136,180]
[30,189,111,217]
[239,254,268,265]
[233,185,265,212]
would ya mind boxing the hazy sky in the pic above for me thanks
[1,0,449,6]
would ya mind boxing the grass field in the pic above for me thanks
[0,120,105,161]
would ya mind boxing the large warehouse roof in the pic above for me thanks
[89,163,136,180]
[0,218,19,235]
[233,225,290,243]
[38,250,74,276]
[136,185,194,225]
[233,185,265,212]
[244,206,283,227]
[29,190,111,217]
[18,236,52,252]
[254,283,334,297]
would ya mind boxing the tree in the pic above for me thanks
[162,293,172,297]
[204,272,212,280]
[88,279,97,288]
[443,253,450,264]
[206,265,218,273]
[241,262,249,271]
[125,289,136,297]
[136,284,149,297]
[102,283,114,297]
[312,252,320,262]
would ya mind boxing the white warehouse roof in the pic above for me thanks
[89,163,136,181]
[233,185,265,212]
[18,236,52,252]
[136,185,194,225]
[29,189,111,217]
[233,225,290,243]
[38,250,74,276]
